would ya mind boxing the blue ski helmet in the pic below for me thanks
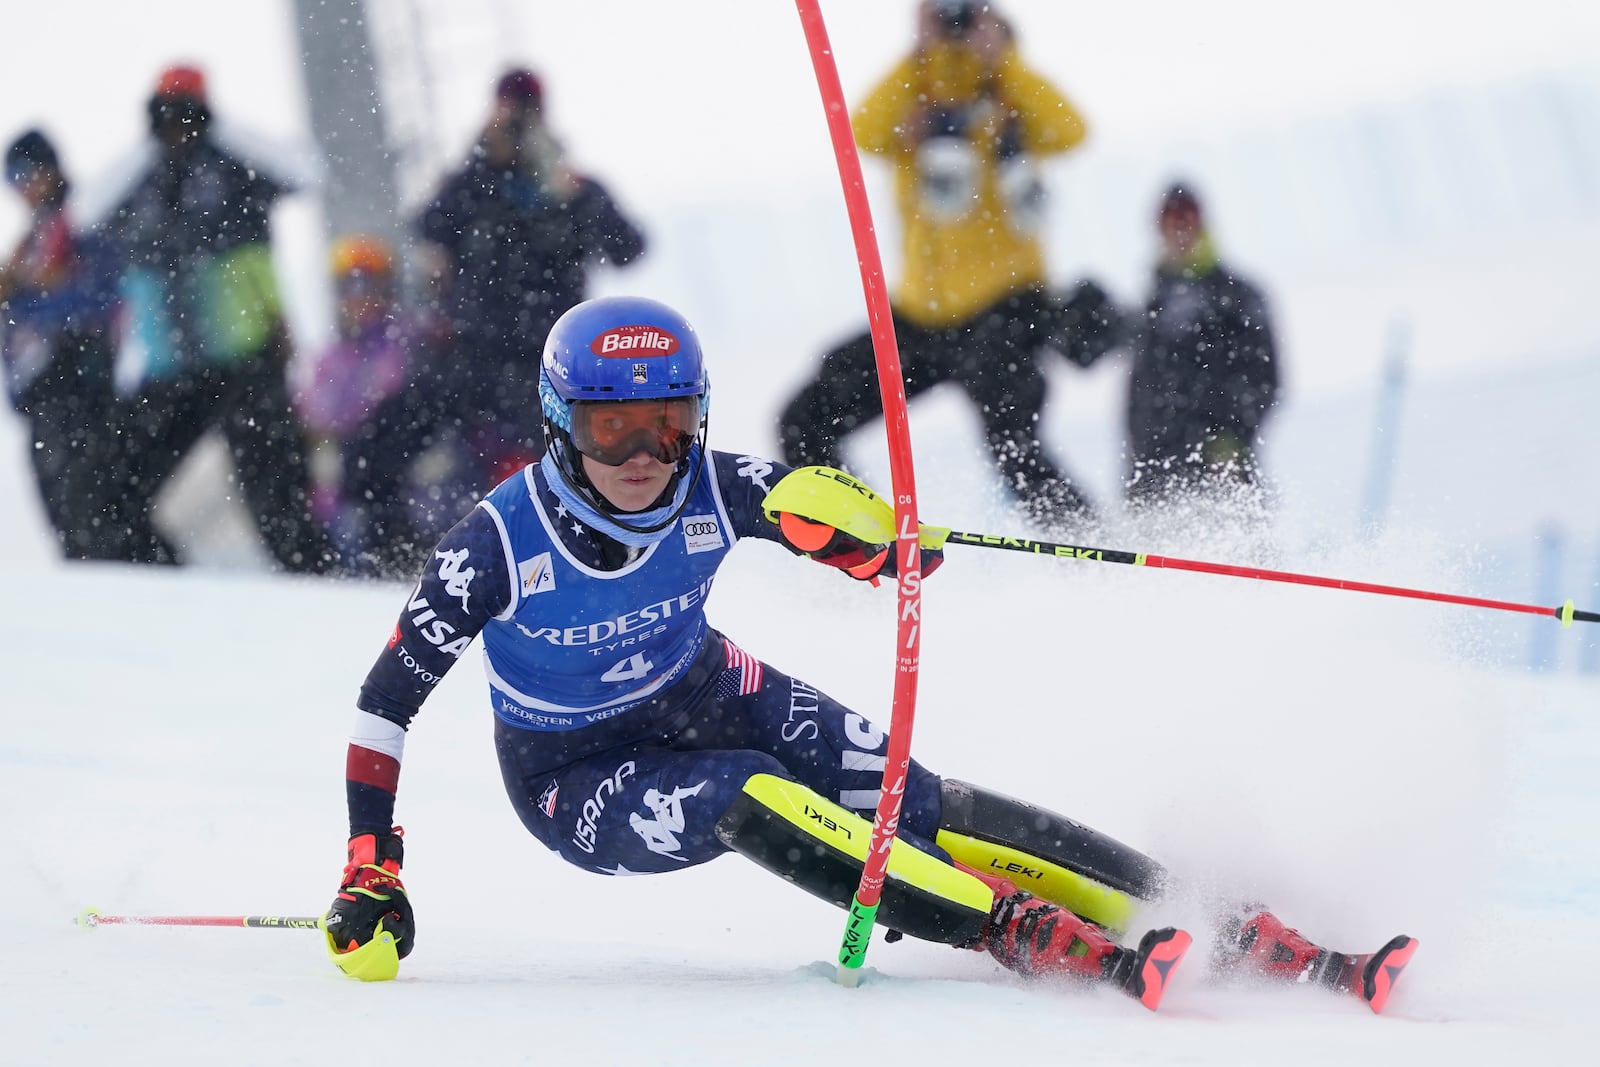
[539,296,710,514]
[540,295,706,413]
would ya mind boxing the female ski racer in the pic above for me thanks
[323,295,1414,1011]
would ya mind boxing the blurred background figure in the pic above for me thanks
[1124,181,1281,505]
[1,129,164,562]
[415,66,646,503]
[779,0,1119,529]
[106,63,335,573]
[293,234,431,577]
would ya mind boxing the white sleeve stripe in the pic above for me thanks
[350,709,406,761]
[706,452,739,547]
[477,500,520,621]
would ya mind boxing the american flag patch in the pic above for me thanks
[717,638,764,698]
[538,781,559,818]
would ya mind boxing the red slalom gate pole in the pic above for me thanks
[77,908,322,930]
[792,0,926,986]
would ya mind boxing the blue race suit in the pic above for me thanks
[348,450,947,874]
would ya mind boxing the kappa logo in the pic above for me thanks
[681,513,724,555]
[518,552,556,596]
[435,548,475,611]
[629,780,706,861]
[737,455,774,493]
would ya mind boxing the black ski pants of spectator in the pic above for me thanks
[778,288,1093,524]
[16,330,172,563]
[126,333,335,574]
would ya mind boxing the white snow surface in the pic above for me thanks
[3,398,1598,1063]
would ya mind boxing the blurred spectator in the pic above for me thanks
[779,0,1118,527]
[293,234,425,575]
[105,64,335,573]
[416,67,646,495]
[1124,181,1280,503]
[1,129,167,562]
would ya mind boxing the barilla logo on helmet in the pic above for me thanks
[591,324,680,358]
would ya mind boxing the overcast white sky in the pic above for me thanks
[3,0,1598,232]
[2,1,1597,407]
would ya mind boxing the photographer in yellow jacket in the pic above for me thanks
[780,0,1119,526]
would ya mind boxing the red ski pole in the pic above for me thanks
[793,0,927,986]
[929,528,1600,626]
[77,907,322,930]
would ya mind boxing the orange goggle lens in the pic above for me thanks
[570,397,701,466]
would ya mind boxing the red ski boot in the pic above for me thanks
[1217,905,1417,1014]
[972,869,1190,1010]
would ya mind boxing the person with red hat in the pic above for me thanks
[103,63,336,573]
[413,66,646,516]
[153,64,207,104]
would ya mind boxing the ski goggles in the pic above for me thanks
[569,396,702,466]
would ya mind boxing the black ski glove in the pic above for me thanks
[324,828,413,980]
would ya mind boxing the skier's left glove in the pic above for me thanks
[765,466,944,584]
[776,511,893,582]
[323,828,413,981]
[773,512,945,583]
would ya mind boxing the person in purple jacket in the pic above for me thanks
[294,234,423,575]
[320,295,1415,1013]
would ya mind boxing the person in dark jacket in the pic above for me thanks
[105,64,335,573]
[1125,182,1280,503]
[415,68,646,498]
[1,129,167,562]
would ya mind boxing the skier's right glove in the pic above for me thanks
[323,828,413,981]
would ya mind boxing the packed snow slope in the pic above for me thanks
[3,426,1597,1064]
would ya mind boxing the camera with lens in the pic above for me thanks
[932,0,982,36]
[146,97,211,140]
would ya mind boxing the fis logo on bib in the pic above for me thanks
[681,514,724,555]
[518,552,556,596]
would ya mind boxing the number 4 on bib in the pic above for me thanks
[602,653,655,683]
